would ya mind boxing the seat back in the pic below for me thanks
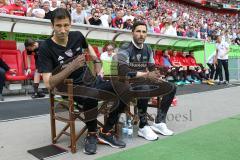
[154,50,163,66]
[0,50,24,75]
[92,45,101,59]
[0,40,17,50]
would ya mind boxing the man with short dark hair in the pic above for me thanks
[89,11,102,26]
[24,38,45,98]
[116,21,176,141]
[37,8,126,155]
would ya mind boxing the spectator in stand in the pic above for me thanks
[8,0,27,16]
[71,0,77,12]
[71,3,86,24]
[0,0,9,14]
[112,10,123,29]
[66,3,71,14]
[146,18,155,33]
[122,8,134,23]
[60,2,66,9]
[161,18,177,36]
[0,58,16,101]
[123,18,133,30]
[100,8,111,28]
[85,8,96,25]
[43,0,53,20]
[89,11,102,26]
[27,0,45,18]
[50,0,58,11]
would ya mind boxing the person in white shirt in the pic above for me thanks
[100,43,116,61]
[71,3,86,24]
[100,43,117,77]
[214,35,230,84]
[207,51,216,81]
[160,18,177,36]
[122,9,134,23]
[50,0,58,11]
[100,8,111,28]
[27,0,45,18]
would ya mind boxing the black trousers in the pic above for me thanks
[0,67,6,94]
[207,63,215,79]
[137,84,177,128]
[215,59,229,82]
[73,78,124,132]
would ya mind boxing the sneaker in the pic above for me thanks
[217,81,224,85]
[175,81,182,86]
[208,79,214,83]
[151,123,174,136]
[98,128,126,148]
[206,80,214,85]
[0,94,4,101]
[83,133,98,155]
[194,80,201,84]
[31,92,45,98]
[138,126,158,141]
[184,80,191,85]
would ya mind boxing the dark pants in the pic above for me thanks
[216,59,229,82]
[0,67,6,94]
[207,63,215,79]
[137,85,177,128]
[74,78,124,132]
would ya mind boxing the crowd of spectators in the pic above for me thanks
[0,0,239,45]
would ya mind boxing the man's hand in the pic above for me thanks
[26,68,31,75]
[9,69,16,74]
[147,70,161,81]
[68,54,85,72]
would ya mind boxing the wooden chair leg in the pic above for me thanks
[68,81,77,153]
[50,93,57,144]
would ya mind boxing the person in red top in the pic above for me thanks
[8,0,27,16]
[178,51,201,84]
[112,10,123,29]
[169,51,190,85]
[0,0,9,14]
[187,51,214,85]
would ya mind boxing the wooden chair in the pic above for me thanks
[49,79,117,153]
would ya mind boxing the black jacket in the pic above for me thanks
[0,58,10,71]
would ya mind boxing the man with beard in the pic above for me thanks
[116,21,176,141]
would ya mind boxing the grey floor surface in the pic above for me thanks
[0,85,240,160]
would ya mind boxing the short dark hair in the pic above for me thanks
[132,21,147,32]
[51,8,71,25]
[24,38,35,48]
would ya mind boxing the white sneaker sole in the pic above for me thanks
[150,126,174,136]
[137,131,158,141]
[98,137,124,148]
[83,148,97,155]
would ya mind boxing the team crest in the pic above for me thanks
[65,49,73,57]
[136,54,141,61]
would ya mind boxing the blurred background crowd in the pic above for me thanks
[0,0,239,45]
